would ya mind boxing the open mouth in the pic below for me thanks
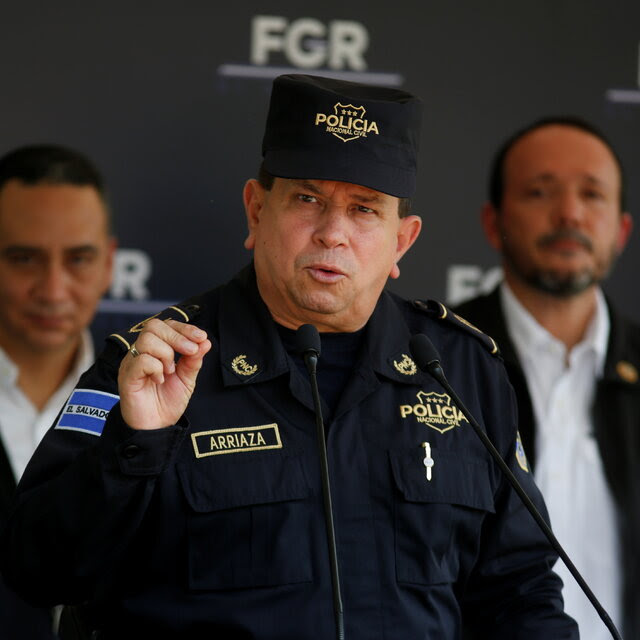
[307,265,346,283]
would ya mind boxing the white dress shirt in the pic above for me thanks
[0,331,95,480]
[501,282,621,640]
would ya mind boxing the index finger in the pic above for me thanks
[137,318,208,356]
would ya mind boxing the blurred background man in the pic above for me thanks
[456,116,638,640]
[0,144,116,638]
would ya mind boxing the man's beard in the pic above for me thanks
[502,228,618,298]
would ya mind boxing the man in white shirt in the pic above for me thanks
[455,116,638,640]
[0,144,116,637]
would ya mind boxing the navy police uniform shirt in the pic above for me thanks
[1,265,578,639]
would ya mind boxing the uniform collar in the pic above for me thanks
[217,265,290,387]
[217,266,426,388]
[361,289,429,386]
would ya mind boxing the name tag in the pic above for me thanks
[191,423,282,458]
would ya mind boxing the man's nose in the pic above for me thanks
[312,206,349,248]
[35,261,70,302]
[552,189,585,227]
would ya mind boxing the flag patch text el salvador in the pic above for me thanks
[55,388,119,436]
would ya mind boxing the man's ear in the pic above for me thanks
[481,201,503,251]
[243,179,265,250]
[389,214,422,280]
[616,211,633,255]
[100,236,118,295]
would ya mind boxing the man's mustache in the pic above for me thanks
[537,229,593,252]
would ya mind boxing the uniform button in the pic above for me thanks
[122,444,141,459]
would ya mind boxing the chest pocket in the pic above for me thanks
[177,451,313,590]
[389,446,496,586]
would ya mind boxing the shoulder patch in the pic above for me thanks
[412,299,500,357]
[107,302,202,353]
[55,388,120,436]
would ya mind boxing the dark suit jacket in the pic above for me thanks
[0,438,16,525]
[456,286,640,640]
[0,437,56,639]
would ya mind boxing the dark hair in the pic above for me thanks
[257,163,412,218]
[0,144,111,227]
[488,116,626,211]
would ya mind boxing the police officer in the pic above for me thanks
[1,75,578,639]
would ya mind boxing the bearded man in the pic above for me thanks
[456,116,639,640]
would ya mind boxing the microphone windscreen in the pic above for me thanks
[409,333,441,372]
[296,323,321,357]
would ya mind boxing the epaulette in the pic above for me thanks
[107,303,202,353]
[412,299,500,357]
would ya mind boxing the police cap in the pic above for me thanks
[261,74,422,198]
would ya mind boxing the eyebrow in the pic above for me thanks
[529,173,609,187]
[296,180,383,203]
[2,244,100,255]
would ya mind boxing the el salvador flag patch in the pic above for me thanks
[55,388,120,436]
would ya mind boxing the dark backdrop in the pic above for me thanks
[1,2,638,338]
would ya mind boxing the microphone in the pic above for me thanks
[409,333,622,640]
[296,324,345,640]
[296,322,321,372]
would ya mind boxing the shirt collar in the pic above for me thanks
[0,345,19,387]
[586,288,609,376]
[71,329,95,379]
[500,281,609,375]
[0,329,94,392]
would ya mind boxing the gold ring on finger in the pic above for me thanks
[129,344,142,358]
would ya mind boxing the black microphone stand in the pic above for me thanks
[297,324,345,640]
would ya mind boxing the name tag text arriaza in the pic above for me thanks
[191,424,282,458]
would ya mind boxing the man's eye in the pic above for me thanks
[67,252,96,267]
[6,253,36,265]
[357,205,375,214]
[298,194,317,203]
[583,189,604,201]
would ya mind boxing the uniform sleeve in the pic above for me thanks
[0,345,188,607]
[460,360,579,639]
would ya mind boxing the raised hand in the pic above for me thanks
[117,318,212,429]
